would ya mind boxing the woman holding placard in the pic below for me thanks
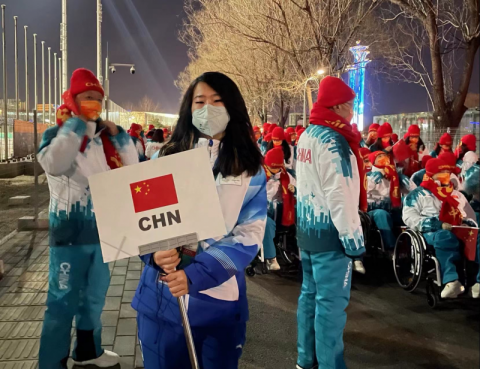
[132,72,267,369]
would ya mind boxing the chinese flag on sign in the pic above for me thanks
[129,174,178,213]
[452,226,478,261]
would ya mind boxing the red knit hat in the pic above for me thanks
[130,123,142,132]
[148,124,155,131]
[271,127,285,141]
[70,68,104,98]
[264,147,285,168]
[285,127,295,135]
[264,133,272,142]
[368,123,380,132]
[392,134,399,143]
[439,133,452,146]
[316,76,355,108]
[359,147,371,159]
[407,124,420,137]
[438,151,461,174]
[263,123,271,132]
[377,123,393,138]
[426,158,451,177]
[297,128,306,139]
[368,151,385,166]
[295,125,303,132]
[461,134,477,152]
[253,126,260,133]
[421,155,432,169]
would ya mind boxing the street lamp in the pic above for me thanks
[302,71,326,127]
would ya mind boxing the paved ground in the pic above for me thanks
[1,231,479,369]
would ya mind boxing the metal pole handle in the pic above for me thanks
[177,295,200,369]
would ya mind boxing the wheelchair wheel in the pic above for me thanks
[426,279,439,309]
[393,230,424,292]
[245,266,255,277]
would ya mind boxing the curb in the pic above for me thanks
[0,229,18,247]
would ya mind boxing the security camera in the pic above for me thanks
[110,66,116,74]
[130,66,136,75]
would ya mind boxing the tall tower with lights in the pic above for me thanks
[348,41,370,131]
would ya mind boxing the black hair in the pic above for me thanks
[146,130,155,138]
[151,129,165,143]
[405,136,425,152]
[160,72,262,177]
[373,137,393,148]
[266,140,292,163]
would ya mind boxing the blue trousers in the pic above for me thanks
[263,216,277,259]
[297,249,352,369]
[39,244,110,369]
[368,209,397,250]
[137,313,246,369]
[424,230,460,284]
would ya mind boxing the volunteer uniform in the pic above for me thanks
[132,138,267,369]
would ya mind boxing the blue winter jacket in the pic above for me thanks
[132,139,267,327]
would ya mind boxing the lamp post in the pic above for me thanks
[61,0,68,92]
[14,16,18,119]
[48,47,51,123]
[97,0,102,85]
[105,58,135,121]
[24,25,28,121]
[54,52,57,114]
[58,57,62,102]
[33,34,37,107]
[302,69,325,127]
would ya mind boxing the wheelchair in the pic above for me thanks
[393,228,477,308]
[246,202,299,277]
[359,211,386,259]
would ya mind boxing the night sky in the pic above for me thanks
[1,0,479,120]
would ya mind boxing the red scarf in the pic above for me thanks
[373,164,401,208]
[309,105,367,212]
[404,146,420,177]
[58,91,123,170]
[420,178,462,225]
[264,165,296,226]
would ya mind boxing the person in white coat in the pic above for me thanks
[403,157,479,299]
[145,129,165,159]
[296,76,366,369]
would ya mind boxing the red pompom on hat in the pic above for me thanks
[271,127,285,141]
[439,133,452,146]
[70,68,104,98]
[425,158,451,177]
[377,123,393,138]
[316,76,355,108]
[368,123,379,132]
[359,147,371,159]
[264,147,285,168]
[407,124,420,137]
[421,155,432,169]
[461,134,477,152]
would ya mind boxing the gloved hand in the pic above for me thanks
[419,216,443,232]
[441,223,453,231]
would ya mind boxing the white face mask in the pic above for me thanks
[192,104,230,138]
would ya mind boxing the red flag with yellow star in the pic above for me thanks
[129,174,178,213]
[452,226,478,261]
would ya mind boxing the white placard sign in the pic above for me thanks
[88,147,227,262]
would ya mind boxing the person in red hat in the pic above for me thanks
[455,134,477,161]
[253,126,263,151]
[369,122,394,157]
[365,123,380,146]
[129,122,147,161]
[285,127,297,175]
[430,132,453,158]
[366,151,416,256]
[359,147,372,172]
[402,124,425,177]
[295,76,365,369]
[262,147,296,271]
[404,157,479,299]
[37,68,139,369]
[411,155,433,186]
[392,133,399,144]
[267,126,293,169]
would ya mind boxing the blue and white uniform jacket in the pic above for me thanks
[403,184,471,233]
[367,167,416,211]
[132,138,268,327]
[38,117,139,246]
[295,125,365,257]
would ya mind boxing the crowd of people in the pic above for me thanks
[36,67,479,369]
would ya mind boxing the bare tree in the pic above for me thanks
[378,0,480,128]
[137,95,161,113]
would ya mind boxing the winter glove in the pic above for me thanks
[419,216,443,232]
[462,218,478,228]
[441,223,453,231]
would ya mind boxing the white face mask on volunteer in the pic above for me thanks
[192,104,230,138]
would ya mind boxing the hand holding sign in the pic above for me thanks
[154,248,180,273]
